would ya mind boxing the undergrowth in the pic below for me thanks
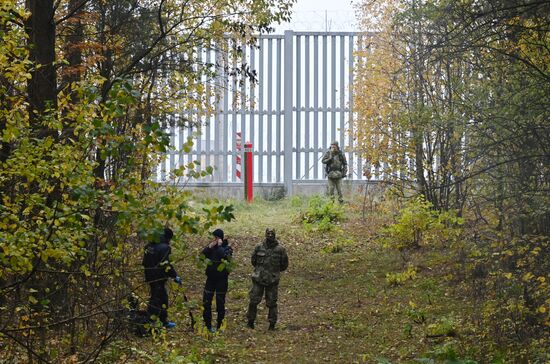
[296,195,345,232]
[91,194,548,363]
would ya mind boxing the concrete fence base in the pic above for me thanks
[175,180,385,201]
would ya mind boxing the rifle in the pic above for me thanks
[183,293,196,330]
[176,284,196,331]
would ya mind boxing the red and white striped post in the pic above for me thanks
[235,132,242,180]
[244,142,253,203]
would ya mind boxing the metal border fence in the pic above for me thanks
[157,31,377,194]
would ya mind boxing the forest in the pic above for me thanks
[0,0,548,363]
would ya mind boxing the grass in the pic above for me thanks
[100,195,481,363]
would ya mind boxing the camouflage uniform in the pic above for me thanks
[246,229,289,330]
[322,141,348,203]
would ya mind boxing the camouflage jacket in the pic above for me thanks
[251,240,289,286]
[322,150,348,177]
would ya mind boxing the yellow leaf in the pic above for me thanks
[522,272,535,281]
[504,273,513,279]
[538,306,546,314]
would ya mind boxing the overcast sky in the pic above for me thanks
[273,0,359,32]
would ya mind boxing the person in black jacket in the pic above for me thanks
[142,227,181,328]
[201,228,233,332]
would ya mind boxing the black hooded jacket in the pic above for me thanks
[201,239,233,279]
[142,237,177,283]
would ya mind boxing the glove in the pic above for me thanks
[224,246,233,258]
[174,276,182,285]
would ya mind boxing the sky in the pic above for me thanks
[273,0,360,33]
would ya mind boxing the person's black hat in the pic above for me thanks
[164,227,174,240]
[212,228,224,239]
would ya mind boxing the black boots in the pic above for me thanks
[247,320,275,330]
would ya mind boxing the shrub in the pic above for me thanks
[385,265,417,286]
[426,316,458,337]
[298,196,345,232]
[474,234,550,348]
[380,196,463,251]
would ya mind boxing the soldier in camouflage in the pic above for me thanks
[322,141,348,203]
[246,228,289,331]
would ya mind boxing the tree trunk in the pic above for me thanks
[26,0,57,139]
[61,0,85,140]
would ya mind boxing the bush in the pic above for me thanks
[426,316,458,337]
[385,265,417,286]
[473,234,550,349]
[380,196,463,251]
[298,196,345,232]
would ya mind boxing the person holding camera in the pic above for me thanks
[201,229,233,332]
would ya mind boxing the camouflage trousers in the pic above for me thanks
[246,281,279,324]
[327,177,343,203]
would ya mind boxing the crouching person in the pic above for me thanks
[246,228,288,331]
[201,229,233,332]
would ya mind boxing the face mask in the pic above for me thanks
[265,229,276,245]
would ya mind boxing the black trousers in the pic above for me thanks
[147,280,168,323]
[202,276,228,329]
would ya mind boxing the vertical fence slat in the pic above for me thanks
[267,38,273,182]
[348,35,354,179]
[196,47,202,173]
[295,35,301,180]
[241,45,247,151]
[214,47,222,182]
[331,35,336,145]
[356,35,363,179]
[186,114,191,167]
[339,36,345,151]
[313,35,319,180]
[305,35,310,180]
[322,35,328,157]
[284,31,293,193]
[276,38,282,183]
[249,44,256,181]
[161,120,167,181]
[170,117,175,179]
[170,117,176,177]
[177,116,183,171]
[259,38,264,183]
[231,42,238,183]
[205,45,212,181]
[222,43,229,182]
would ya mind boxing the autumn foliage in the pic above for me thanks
[353,0,549,360]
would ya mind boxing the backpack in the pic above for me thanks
[124,294,152,337]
